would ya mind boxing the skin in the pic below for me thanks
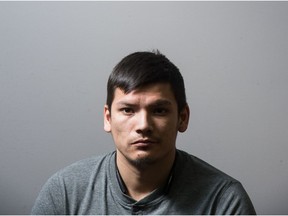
[104,83,190,201]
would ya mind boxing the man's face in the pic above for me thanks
[104,83,189,167]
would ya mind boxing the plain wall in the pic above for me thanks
[0,2,287,214]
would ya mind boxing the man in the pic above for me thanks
[32,51,256,214]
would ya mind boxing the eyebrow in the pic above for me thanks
[115,99,173,107]
[150,99,173,107]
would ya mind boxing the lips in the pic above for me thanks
[131,139,157,146]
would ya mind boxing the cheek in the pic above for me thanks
[111,116,132,136]
[164,114,179,128]
[157,118,179,135]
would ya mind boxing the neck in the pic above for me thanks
[116,149,176,201]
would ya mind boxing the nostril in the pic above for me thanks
[136,128,153,136]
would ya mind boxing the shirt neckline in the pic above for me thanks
[111,151,177,205]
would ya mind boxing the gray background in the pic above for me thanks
[1,2,287,214]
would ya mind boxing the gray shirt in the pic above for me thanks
[31,149,256,214]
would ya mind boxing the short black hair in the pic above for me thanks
[106,50,187,113]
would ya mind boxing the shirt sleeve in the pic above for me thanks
[31,173,66,215]
[216,181,256,215]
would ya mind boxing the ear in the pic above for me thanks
[178,104,190,133]
[104,105,112,132]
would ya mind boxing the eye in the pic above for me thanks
[120,107,134,115]
[153,107,169,116]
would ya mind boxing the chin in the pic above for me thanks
[129,154,156,169]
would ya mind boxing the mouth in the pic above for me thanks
[131,139,157,147]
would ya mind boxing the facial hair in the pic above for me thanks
[122,151,157,170]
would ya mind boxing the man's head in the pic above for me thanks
[106,50,187,113]
[104,50,189,168]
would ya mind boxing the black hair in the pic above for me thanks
[106,50,187,113]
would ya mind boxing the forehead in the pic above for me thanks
[112,83,177,105]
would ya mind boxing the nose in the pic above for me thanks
[135,111,153,135]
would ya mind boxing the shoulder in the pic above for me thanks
[173,149,256,214]
[43,151,115,192]
[173,149,240,197]
[176,149,236,182]
[31,152,116,214]
[57,152,114,177]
